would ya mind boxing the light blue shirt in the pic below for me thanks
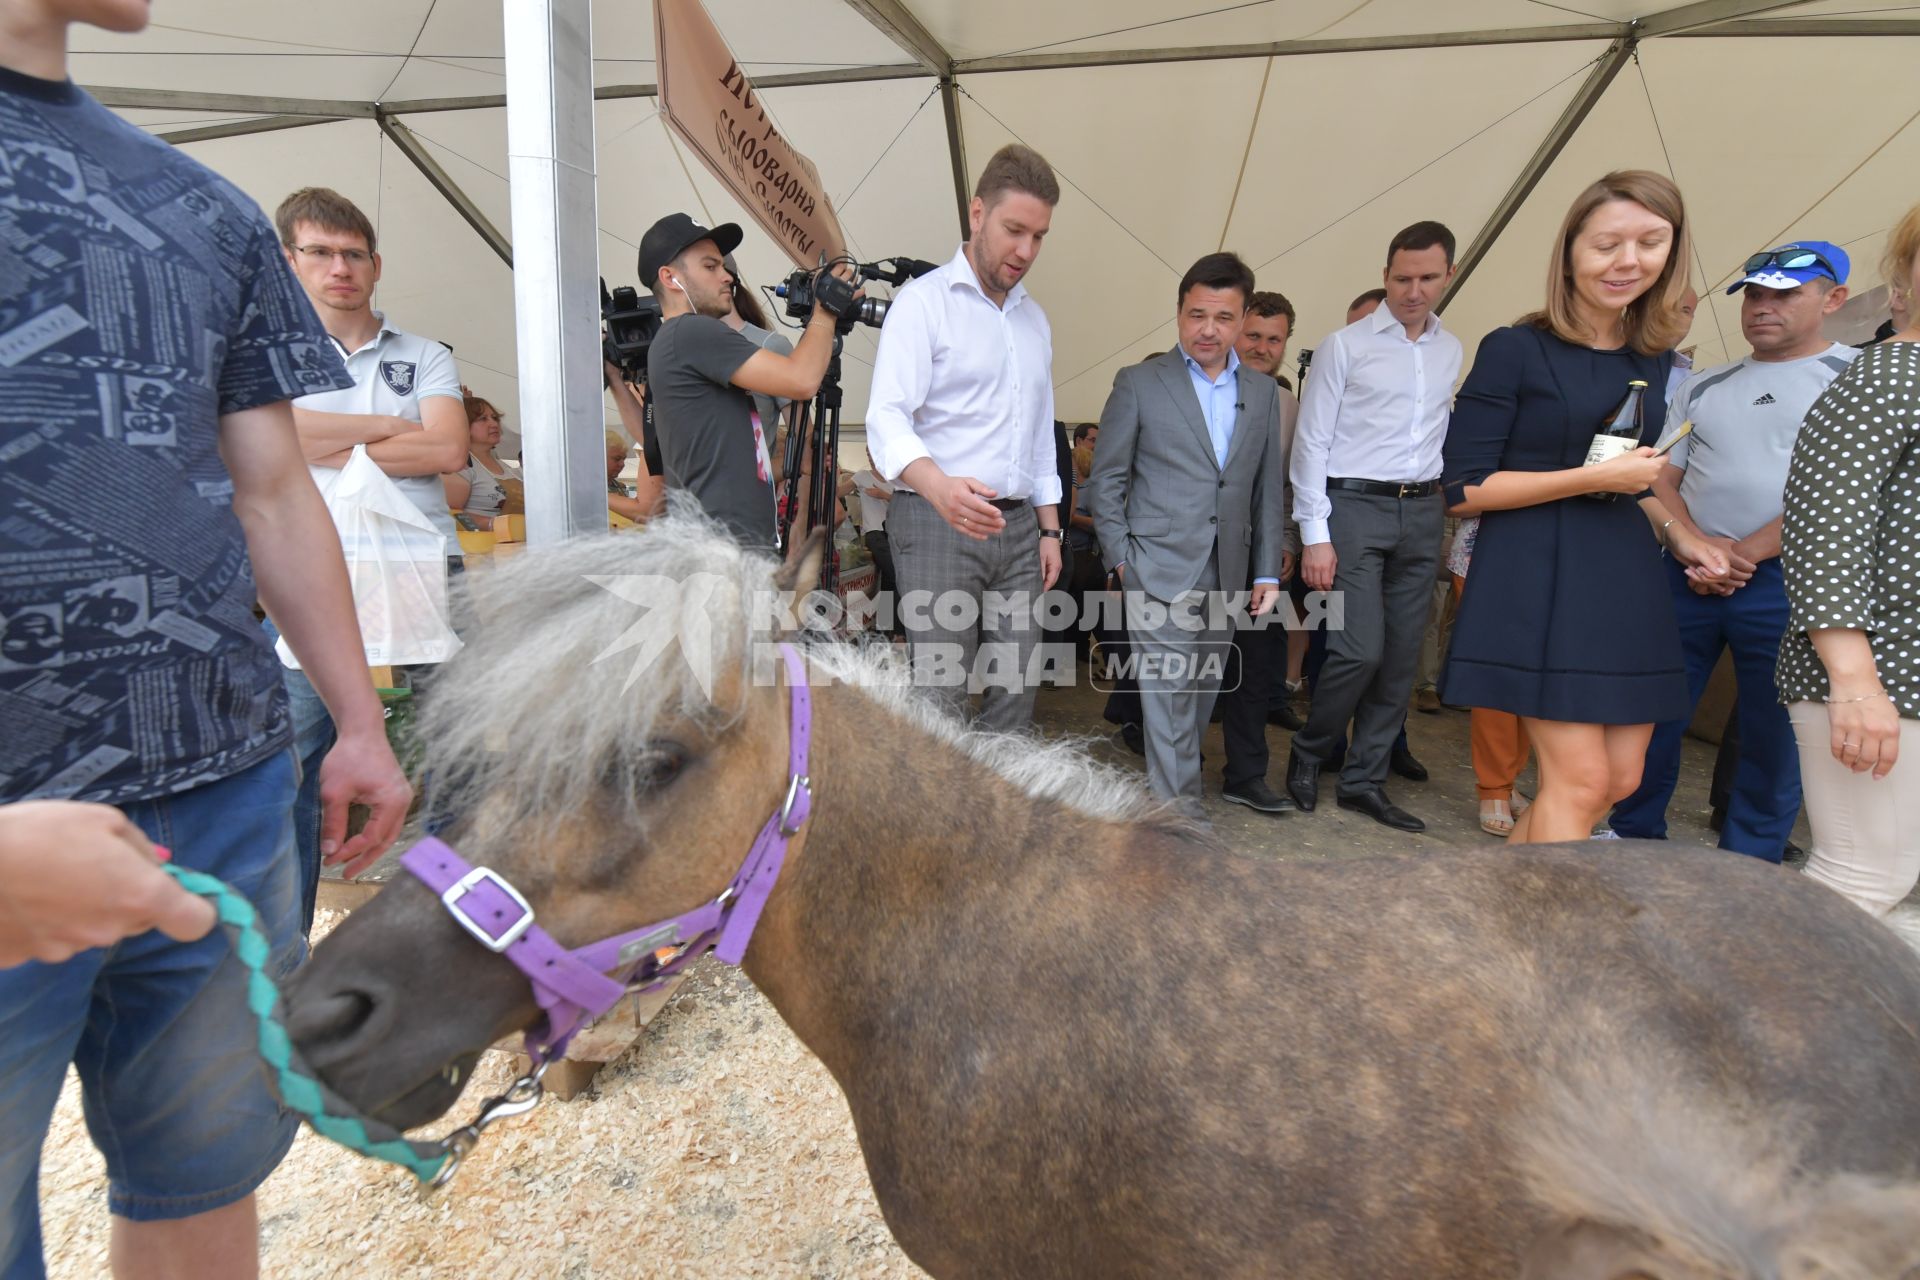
[1177,345,1276,587]
[1181,344,1242,469]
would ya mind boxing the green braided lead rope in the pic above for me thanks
[164,865,453,1185]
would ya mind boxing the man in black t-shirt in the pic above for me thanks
[639,213,851,549]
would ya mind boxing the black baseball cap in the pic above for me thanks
[638,213,743,286]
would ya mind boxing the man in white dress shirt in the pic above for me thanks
[1286,221,1463,831]
[866,144,1065,730]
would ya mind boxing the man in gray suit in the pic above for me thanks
[1087,253,1286,817]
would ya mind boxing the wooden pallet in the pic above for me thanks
[495,977,686,1100]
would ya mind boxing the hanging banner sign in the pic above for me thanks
[654,0,849,267]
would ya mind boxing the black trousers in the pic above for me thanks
[1220,598,1286,788]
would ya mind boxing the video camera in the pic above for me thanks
[775,255,940,336]
[601,278,662,383]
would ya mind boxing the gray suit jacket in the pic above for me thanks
[1086,350,1285,602]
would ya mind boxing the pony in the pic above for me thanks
[288,518,1920,1278]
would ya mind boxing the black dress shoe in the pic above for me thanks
[1285,748,1320,812]
[1267,703,1305,731]
[1116,722,1145,756]
[1337,787,1425,832]
[1390,745,1429,782]
[1222,779,1296,814]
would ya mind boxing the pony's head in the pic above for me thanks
[286,518,828,1128]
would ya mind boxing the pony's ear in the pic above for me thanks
[773,528,828,598]
[1520,1221,1691,1280]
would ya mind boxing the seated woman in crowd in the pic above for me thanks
[442,393,522,529]
[1442,170,1728,844]
[1778,200,1920,919]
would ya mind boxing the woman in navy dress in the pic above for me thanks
[1442,171,1730,843]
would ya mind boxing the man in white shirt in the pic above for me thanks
[273,187,467,925]
[1610,241,1855,862]
[1286,222,1462,831]
[866,144,1065,730]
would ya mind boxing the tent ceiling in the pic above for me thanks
[70,0,1920,425]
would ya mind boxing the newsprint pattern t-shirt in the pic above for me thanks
[0,65,354,805]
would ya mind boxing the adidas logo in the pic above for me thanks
[1753,392,1776,405]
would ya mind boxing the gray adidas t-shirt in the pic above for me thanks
[647,314,776,548]
[1667,343,1858,539]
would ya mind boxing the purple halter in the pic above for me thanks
[398,642,813,1063]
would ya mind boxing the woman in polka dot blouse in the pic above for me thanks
[1778,201,1920,919]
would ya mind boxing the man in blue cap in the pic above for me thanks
[1609,242,1854,860]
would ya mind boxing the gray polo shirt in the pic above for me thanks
[1667,343,1857,539]
[296,313,464,545]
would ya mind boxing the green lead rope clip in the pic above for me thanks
[165,865,457,1187]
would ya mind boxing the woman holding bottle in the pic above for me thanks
[1442,170,1728,843]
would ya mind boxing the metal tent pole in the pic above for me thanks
[503,0,608,543]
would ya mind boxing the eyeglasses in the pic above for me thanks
[1741,245,1838,279]
[289,244,373,267]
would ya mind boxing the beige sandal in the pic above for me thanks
[1480,798,1516,836]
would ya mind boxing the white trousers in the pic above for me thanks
[1788,702,1920,916]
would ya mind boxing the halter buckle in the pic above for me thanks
[441,866,535,953]
[778,774,811,837]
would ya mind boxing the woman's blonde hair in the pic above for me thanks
[1525,170,1693,356]
[1881,201,1920,299]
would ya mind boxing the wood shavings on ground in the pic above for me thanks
[37,908,924,1279]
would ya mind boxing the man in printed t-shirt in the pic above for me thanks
[0,1,411,1274]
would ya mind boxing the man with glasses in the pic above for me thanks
[1608,241,1855,861]
[273,187,468,928]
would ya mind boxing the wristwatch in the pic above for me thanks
[1039,529,1063,541]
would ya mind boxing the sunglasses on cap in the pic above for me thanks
[1740,245,1839,279]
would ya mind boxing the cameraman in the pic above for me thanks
[641,213,852,549]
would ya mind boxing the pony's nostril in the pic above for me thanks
[289,987,379,1047]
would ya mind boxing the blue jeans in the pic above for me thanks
[1611,556,1800,862]
[259,620,333,935]
[0,752,303,1279]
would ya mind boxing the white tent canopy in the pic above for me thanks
[78,0,1920,430]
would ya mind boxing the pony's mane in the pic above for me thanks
[421,514,1173,837]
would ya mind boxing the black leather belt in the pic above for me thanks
[985,497,1028,511]
[1327,477,1441,499]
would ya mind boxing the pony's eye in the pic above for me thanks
[636,745,687,790]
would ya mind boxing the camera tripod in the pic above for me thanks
[777,332,846,593]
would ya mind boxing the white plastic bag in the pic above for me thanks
[276,446,462,668]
